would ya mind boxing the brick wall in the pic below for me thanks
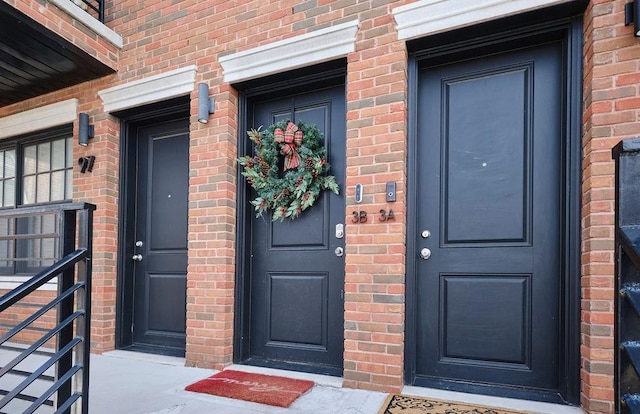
[581,0,640,412]
[343,2,408,392]
[0,0,635,411]
[0,291,58,349]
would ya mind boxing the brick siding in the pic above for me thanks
[581,1,638,412]
[0,0,633,412]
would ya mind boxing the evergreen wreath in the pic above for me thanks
[237,120,339,221]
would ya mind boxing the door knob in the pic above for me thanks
[335,247,344,257]
[420,248,431,260]
[132,254,143,262]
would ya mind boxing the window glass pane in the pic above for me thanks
[5,150,15,179]
[65,170,72,200]
[42,214,55,234]
[0,150,16,207]
[36,173,50,203]
[4,179,14,207]
[41,239,55,267]
[65,137,73,168]
[52,139,65,170]
[28,238,41,269]
[0,240,9,268]
[37,143,51,173]
[23,176,35,205]
[51,171,64,201]
[23,146,36,175]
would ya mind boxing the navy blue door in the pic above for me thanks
[246,86,345,375]
[414,43,563,392]
[132,119,189,355]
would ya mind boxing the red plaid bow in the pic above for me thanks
[274,122,303,171]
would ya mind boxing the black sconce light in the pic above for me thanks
[626,0,640,37]
[197,83,215,124]
[78,113,94,146]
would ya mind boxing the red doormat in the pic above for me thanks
[184,369,314,407]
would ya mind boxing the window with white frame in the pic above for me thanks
[0,126,74,285]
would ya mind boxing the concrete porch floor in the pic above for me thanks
[89,351,585,414]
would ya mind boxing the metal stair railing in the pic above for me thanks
[0,203,94,414]
[614,138,640,414]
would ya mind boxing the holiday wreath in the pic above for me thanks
[237,120,339,221]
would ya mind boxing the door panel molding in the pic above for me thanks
[405,20,582,404]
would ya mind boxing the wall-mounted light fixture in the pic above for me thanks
[197,83,215,124]
[78,113,94,146]
[626,0,640,37]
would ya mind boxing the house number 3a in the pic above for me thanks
[379,209,395,222]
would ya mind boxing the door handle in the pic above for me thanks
[335,247,344,257]
[132,254,143,262]
[420,248,431,260]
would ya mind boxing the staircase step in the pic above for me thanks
[624,393,640,414]
[0,349,55,378]
[0,343,56,412]
[622,285,640,317]
[0,371,55,402]
[0,395,53,414]
[620,225,640,269]
[623,342,640,378]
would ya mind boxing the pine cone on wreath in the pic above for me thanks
[305,157,315,170]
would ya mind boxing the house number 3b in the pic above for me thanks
[352,210,367,223]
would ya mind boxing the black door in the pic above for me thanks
[245,86,345,375]
[130,119,189,355]
[413,43,563,393]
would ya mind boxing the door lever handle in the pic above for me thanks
[132,254,143,262]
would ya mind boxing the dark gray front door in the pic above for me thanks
[131,119,189,355]
[246,86,345,375]
[413,43,563,393]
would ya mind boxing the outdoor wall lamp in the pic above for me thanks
[197,83,215,124]
[625,0,640,37]
[78,112,94,146]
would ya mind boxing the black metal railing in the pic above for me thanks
[615,137,640,414]
[72,0,104,23]
[0,203,94,414]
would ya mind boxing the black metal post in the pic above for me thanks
[614,137,640,414]
[56,209,76,414]
[77,207,93,413]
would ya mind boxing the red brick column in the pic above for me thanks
[185,82,239,369]
[76,109,121,353]
[343,4,408,392]
[581,0,640,412]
